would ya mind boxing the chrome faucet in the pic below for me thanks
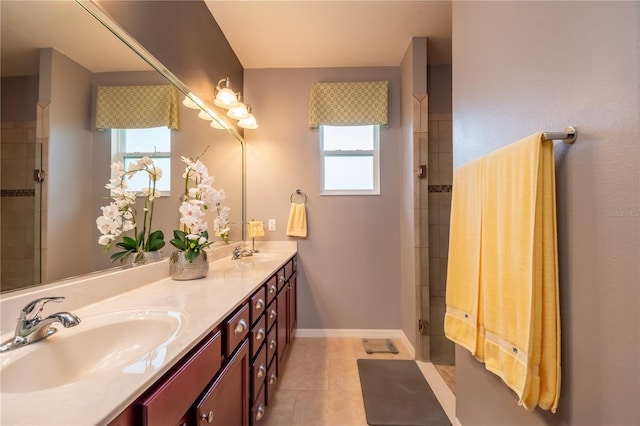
[0,297,81,353]
[231,245,254,260]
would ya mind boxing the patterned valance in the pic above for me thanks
[308,81,388,128]
[95,85,179,129]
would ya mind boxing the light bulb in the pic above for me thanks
[227,102,249,120]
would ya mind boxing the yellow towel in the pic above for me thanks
[286,203,307,238]
[445,132,560,413]
[248,221,264,238]
[444,157,485,356]
[480,132,560,412]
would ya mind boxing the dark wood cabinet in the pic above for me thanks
[287,273,297,343]
[195,340,249,426]
[139,330,222,426]
[108,255,297,426]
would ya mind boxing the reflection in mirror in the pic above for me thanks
[0,0,244,294]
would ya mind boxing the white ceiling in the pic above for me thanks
[204,1,452,69]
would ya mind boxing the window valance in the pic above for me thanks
[308,81,388,128]
[95,85,179,130]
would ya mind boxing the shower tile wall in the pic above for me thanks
[428,113,454,363]
[1,120,38,291]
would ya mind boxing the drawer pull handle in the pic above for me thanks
[269,373,277,385]
[269,285,276,294]
[257,365,266,379]
[201,410,214,423]
[279,275,285,282]
[234,319,247,335]
[255,405,265,421]
[255,299,264,310]
[269,339,277,350]
[269,310,276,319]
[255,329,265,341]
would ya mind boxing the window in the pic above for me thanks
[320,125,380,195]
[111,127,171,194]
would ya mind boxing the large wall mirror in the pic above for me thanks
[1,0,245,294]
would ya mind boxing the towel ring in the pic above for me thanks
[290,189,307,203]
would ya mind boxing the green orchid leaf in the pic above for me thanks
[110,250,133,263]
[115,236,137,250]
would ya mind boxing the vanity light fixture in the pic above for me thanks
[238,105,258,129]
[182,92,202,109]
[197,108,227,130]
[210,119,226,130]
[226,94,250,120]
[214,78,239,109]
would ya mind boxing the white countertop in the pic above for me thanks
[0,242,297,425]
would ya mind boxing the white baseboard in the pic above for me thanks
[295,328,416,358]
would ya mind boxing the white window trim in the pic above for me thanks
[319,125,380,196]
[111,129,171,197]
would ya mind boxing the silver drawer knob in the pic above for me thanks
[257,365,266,379]
[269,285,276,294]
[255,405,265,421]
[269,339,276,350]
[269,373,277,385]
[201,410,214,423]
[255,329,265,341]
[255,299,264,310]
[234,319,247,335]
[269,310,276,319]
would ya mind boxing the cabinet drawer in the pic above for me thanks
[266,325,277,366]
[277,268,287,291]
[250,287,266,326]
[265,275,278,304]
[266,360,277,406]
[196,340,249,426]
[284,259,294,281]
[140,330,222,426]
[251,344,267,404]
[266,301,277,331]
[250,315,266,359]
[251,384,266,426]
[226,303,250,356]
[292,256,297,273]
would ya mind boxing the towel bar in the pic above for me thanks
[542,126,576,144]
[290,189,307,203]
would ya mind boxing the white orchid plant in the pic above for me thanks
[170,152,230,263]
[96,156,165,263]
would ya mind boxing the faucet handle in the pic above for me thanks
[21,297,65,320]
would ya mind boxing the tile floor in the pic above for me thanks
[261,337,456,426]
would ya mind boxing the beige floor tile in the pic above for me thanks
[262,389,297,426]
[291,390,367,426]
[300,337,357,360]
[278,352,329,391]
[328,358,362,392]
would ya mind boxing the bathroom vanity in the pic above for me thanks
[0,242,297,425]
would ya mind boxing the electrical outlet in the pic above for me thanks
[268,219,276,231]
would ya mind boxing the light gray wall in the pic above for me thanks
[243,67,403,331]
[452,2,639,425]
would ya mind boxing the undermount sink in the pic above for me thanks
[0,309,186,394]
[231,252,283,269]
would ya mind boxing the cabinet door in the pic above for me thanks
[276,287,288,366]
[140,331,222,426]
[287,274,297,343]
[196,340,249,426]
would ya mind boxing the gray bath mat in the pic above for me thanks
[357,359,450,426]
[363,338,399,354]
